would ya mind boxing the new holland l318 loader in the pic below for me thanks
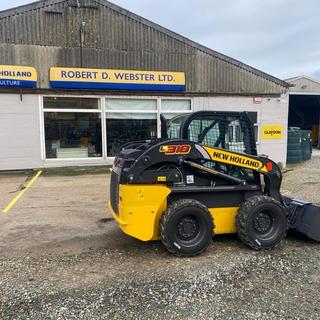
[108,111,320,256]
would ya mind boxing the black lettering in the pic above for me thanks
[230,155,240,163]
[67,71,75,78]
[114,73,124,80]
[212,151,220,158]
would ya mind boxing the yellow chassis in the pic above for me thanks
[108,184,239,241]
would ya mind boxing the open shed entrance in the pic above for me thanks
[289,94,320,147]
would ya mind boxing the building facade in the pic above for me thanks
[0,0,290,170]
[286,76,320,147]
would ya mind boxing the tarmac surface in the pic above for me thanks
[0,153,320,319]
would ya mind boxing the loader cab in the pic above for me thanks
[163,111,257,155]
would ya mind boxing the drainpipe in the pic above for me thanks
[79,21,86,68]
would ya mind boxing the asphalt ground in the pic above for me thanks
[0,153,320,319]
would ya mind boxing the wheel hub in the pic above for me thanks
[253,211,273,234]
[177,216,199,240]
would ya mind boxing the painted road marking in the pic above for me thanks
[2,170,42,213]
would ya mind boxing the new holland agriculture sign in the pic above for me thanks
[0,65,37,88]
[49,67,186,91]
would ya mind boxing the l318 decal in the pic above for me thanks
[159,145,191,155]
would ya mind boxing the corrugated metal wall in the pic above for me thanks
[0,0,287,94]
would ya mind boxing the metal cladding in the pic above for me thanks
[0,0,289,93]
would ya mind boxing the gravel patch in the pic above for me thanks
[1,156,320,319]
[281,155,320,204]
[1,240,320,320]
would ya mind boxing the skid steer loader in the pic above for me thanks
[108,111,320,256]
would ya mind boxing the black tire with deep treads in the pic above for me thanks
[236,195,287,250]
[160,199,214,256]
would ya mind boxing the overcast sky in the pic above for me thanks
[1,0,320,80]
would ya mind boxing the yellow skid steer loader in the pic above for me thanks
[108,111,320,256]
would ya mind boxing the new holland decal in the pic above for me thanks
[203,147,267,172]
[159,145,191,155]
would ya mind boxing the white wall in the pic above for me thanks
[0,93,289,170]
[0,94,42,170]
[288,77,320,94]
[193,95,289,166]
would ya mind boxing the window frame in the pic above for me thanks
[41,95,105,161]
[105,96,158,157]
[104,96,192,157]
[158,97,193,137]
[40,95,193,161]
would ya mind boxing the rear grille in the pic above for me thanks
[110,170,120,215]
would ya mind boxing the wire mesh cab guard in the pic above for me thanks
[165,111,257,155]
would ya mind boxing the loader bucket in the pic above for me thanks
[284,197,320,242]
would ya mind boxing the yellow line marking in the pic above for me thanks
[2,170,42,213]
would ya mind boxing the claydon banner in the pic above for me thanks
[262,125,284,140]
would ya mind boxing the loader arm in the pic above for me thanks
[120,140,283,203]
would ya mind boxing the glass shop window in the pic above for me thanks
[161,99,191,112]
[44,112,102,159]
[106,98,157,111]
[43,97,102,159]
[43,97,99,109]
[161,99,191,119]
[106,99,157,157]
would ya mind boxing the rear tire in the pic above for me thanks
[236,195,287,250]
[160,199,214,256]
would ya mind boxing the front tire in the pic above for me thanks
[237,195,287,250]
[160,199,214,256]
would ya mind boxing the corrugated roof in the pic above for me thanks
[0,0,290,92]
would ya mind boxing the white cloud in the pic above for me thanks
[111,0,320,80]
